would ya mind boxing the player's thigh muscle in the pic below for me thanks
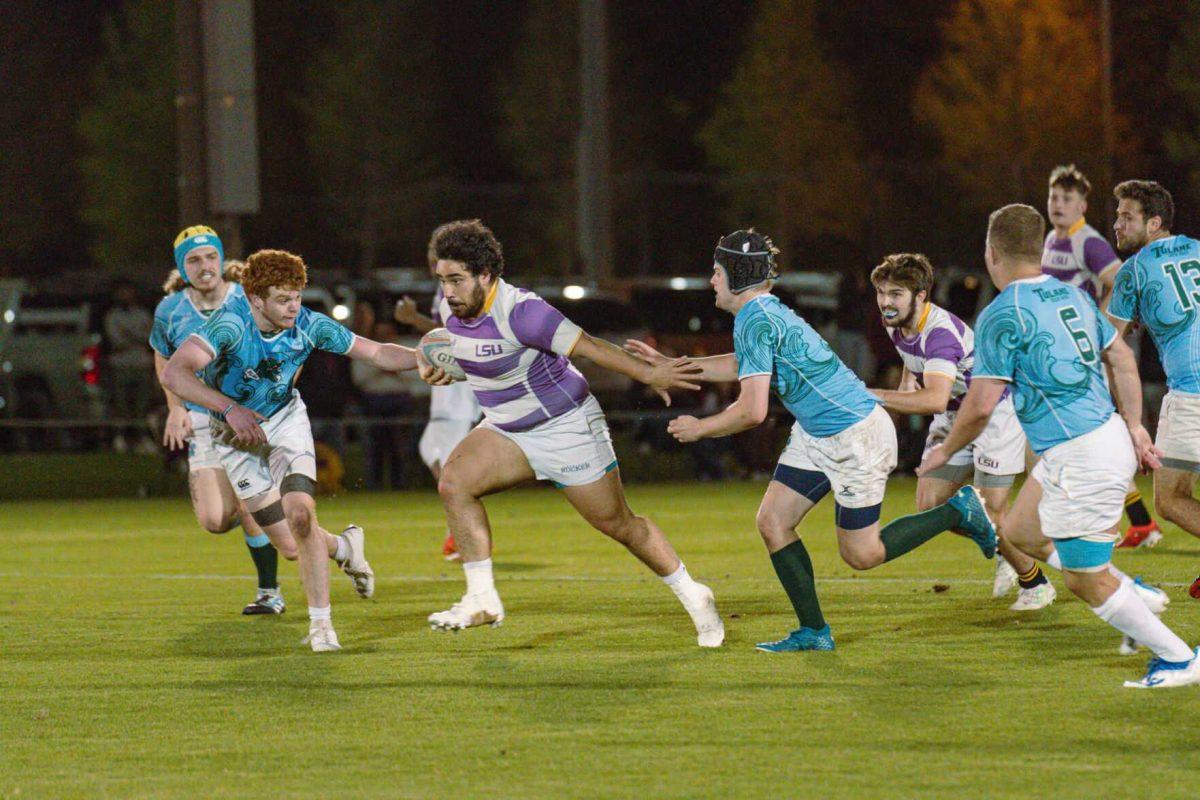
[562,468,632,529]
[1154,465,1197,504]
[441,427,536,497]
[757,479,817,534]
[189,467,240,527]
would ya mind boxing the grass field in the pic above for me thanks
[4,478,1200,799]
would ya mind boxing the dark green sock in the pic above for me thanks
[881,504,962,562]
[769,539,826,630]
[245,536,279,590]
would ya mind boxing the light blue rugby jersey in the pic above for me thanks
[733,293,878,438]
[190,302,355,419]
[149,283,248,412]
[974,275,1117,454]
[1108,234,1200,394]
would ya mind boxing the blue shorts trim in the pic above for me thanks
[552,459,618,490]
[772,464,831,504]
[835,502,882,530]
[1054,537,1114,571]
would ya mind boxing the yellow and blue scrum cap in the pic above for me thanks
[173,225,224,283]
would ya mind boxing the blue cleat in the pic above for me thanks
[946,485,996,559]
[755,625,835,652]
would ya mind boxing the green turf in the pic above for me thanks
[4,478,1200,799]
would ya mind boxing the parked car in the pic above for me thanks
[0,280,107,448]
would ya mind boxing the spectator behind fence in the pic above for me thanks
[105,280,154,452]
[351,320,414,490]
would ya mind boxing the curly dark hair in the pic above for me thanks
[1114,180,1174,231]
[243,250,308,298]
[431,219,505,278]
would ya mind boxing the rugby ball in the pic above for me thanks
[417,328,466,381]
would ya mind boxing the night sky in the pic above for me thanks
[1,0,1193,285]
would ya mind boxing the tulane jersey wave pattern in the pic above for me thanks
[974,276,1116,454]
[149,283,248,412]
[191,303,355,418]
[1108,235,1200,393]
[733,294,877,437]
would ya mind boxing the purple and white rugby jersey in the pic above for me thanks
[887,303,974,412]
[429,287,482,422]
[442,279,589,432]
[1041,218,1120,302]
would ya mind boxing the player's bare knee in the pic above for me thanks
[285,504,314,537]
[839,544,881,571]
[755,508,793,548]
[437,470,473,505]
[593,510,638,542]
[196,509,234,534]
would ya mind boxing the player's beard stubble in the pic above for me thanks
[449,280,488,319]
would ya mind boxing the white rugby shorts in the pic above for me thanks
[1157,391,1200,472]
[186,409,223,472]
[419,418,478,470]
[480,394,617,488]
[923,394,1026,477]
[1031,414,1135,540]
[211,392,317,500]
[777,404,897,509]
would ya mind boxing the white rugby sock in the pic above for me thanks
[1093,581,1192,662]
[464,558,495,595]
[662,562,702,602]
[308,605,332,622]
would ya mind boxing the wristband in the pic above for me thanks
[222,402,236,418]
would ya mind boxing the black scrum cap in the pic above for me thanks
[714,229,779,293]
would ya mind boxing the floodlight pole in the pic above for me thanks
[1100,0,1116,231]
[577,0,613,283]
[174,0,208,227]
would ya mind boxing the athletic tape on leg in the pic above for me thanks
[251,500,286,527]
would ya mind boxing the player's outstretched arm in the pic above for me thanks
[669,375,770,443]
[624,339,738,382]
[346,336,419,372]
[572,332,701,406]
[873,372,954,415]
[916,378,1006,477]
[1102,335,1162,471]
[162,338,267,446]
[394,296,438,334]
[154,351,192,450]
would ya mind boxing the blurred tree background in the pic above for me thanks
[1,0,1197,286]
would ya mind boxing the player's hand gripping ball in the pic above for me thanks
[417,328,467,382]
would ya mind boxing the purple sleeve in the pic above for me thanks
[1083,235,1119,275]
[509,297,575,353]
[923,327,965,365]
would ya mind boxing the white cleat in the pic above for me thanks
[428,589,505,631]
[1009,582,1056,611]
[683,583,725,648]
[992,558,1019,598]
[302,621,342,652]
[337,524,374,599]
[1119,578,1170,654]
[1124,648,1200,689]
